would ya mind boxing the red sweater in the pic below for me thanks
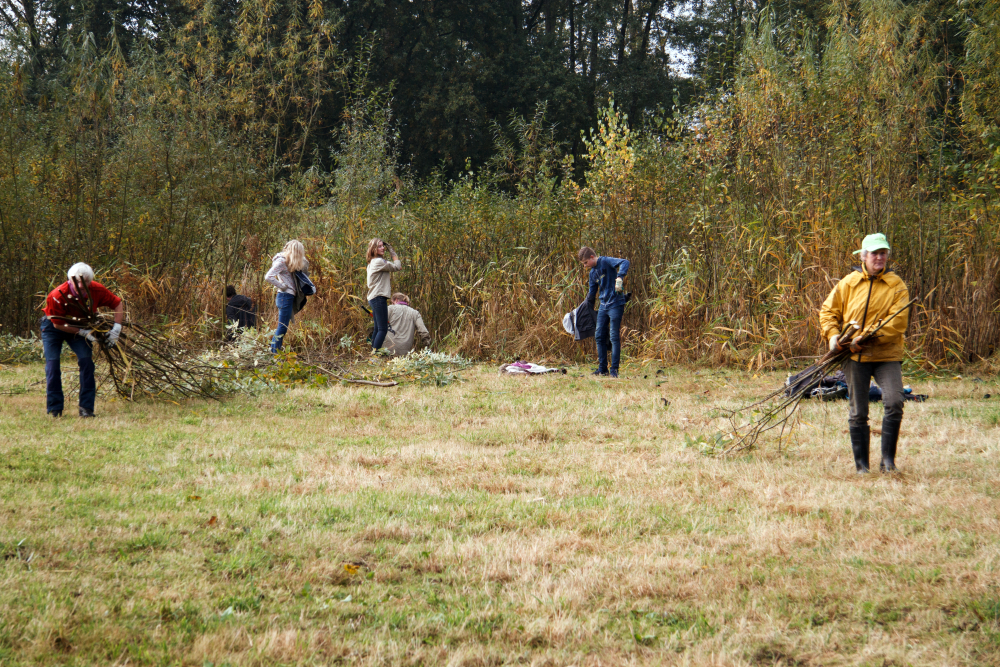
[44,281,122,324]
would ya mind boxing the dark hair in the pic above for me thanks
[225,285,237,298]
[577,246,596,261]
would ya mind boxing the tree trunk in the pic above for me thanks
[616,0,630,66]
[629,0,662,120]
[569,0,575,70]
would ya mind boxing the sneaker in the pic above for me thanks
[78,407,95,418]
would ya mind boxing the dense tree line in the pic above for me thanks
[1,0,831,179]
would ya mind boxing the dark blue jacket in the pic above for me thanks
[586,256,630,307]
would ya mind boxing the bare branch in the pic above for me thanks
[0,0,26,32]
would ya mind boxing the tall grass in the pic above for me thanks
[1,0,998,366]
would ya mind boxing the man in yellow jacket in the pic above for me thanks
[820,233,910,473]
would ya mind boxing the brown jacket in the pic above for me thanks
[819,267,910,363]
[384,304,431,356]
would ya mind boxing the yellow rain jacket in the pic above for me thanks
[819,267,910,363]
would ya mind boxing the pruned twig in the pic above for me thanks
[721,295,922,454]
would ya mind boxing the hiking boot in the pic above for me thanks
[880,417,901,472]
[48,410,62,418]
[609,370,619,378]
[78,407,95,418]
[592,368,609,376]
[849,424,870,473]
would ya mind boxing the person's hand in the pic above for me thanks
[849,335,864,353]
[829,335,840,352]
[615,277,624,294]
[107,323,122,347]
[78,328,97,343]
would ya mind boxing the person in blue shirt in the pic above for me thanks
[579,246,629,378]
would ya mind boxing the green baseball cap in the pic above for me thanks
[852,233,891,255]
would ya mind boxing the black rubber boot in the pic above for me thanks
[849,424,870,473]
[880,418,900,472]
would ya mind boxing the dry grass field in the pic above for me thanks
[1,361,999,666]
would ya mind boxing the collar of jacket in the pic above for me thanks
[853,265,893,282]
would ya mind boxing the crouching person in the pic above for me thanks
[384,293,431,356]
[224,285,257,341]
[41,263,124,418]
[819,234,909,473]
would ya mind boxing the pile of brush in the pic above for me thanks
[722,296,920,454]
[57,277,230,400]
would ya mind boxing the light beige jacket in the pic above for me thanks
[366,257,402,300]
[384,304,431,356]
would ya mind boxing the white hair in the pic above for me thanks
[859,249,891,260]
[67,262,95,283]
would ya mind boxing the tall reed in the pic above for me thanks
[1,1,998,368]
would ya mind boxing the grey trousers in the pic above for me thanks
[844,359,904,427]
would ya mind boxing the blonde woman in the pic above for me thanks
[366,238,401,351]
[265,240,308,352]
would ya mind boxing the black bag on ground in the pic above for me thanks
[785,366,823,397]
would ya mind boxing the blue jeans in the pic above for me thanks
[595,300,624,374]
[271,292,295,353]
[40,317,95,414]
[369,296,389,349]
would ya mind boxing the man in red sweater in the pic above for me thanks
[41,263,124,417]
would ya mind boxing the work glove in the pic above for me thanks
[615,277,624,294]
[828,335,840,352]
[849,336,864,354]
[78,328,97,343]
[107,323,122,347]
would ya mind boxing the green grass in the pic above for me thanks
[1,362,999,665]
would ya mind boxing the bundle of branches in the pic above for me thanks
[383,350,472,386]
[0,333,42,364]
[57,278,229,400]
[284,350,472,388]
[721,296,921,454]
